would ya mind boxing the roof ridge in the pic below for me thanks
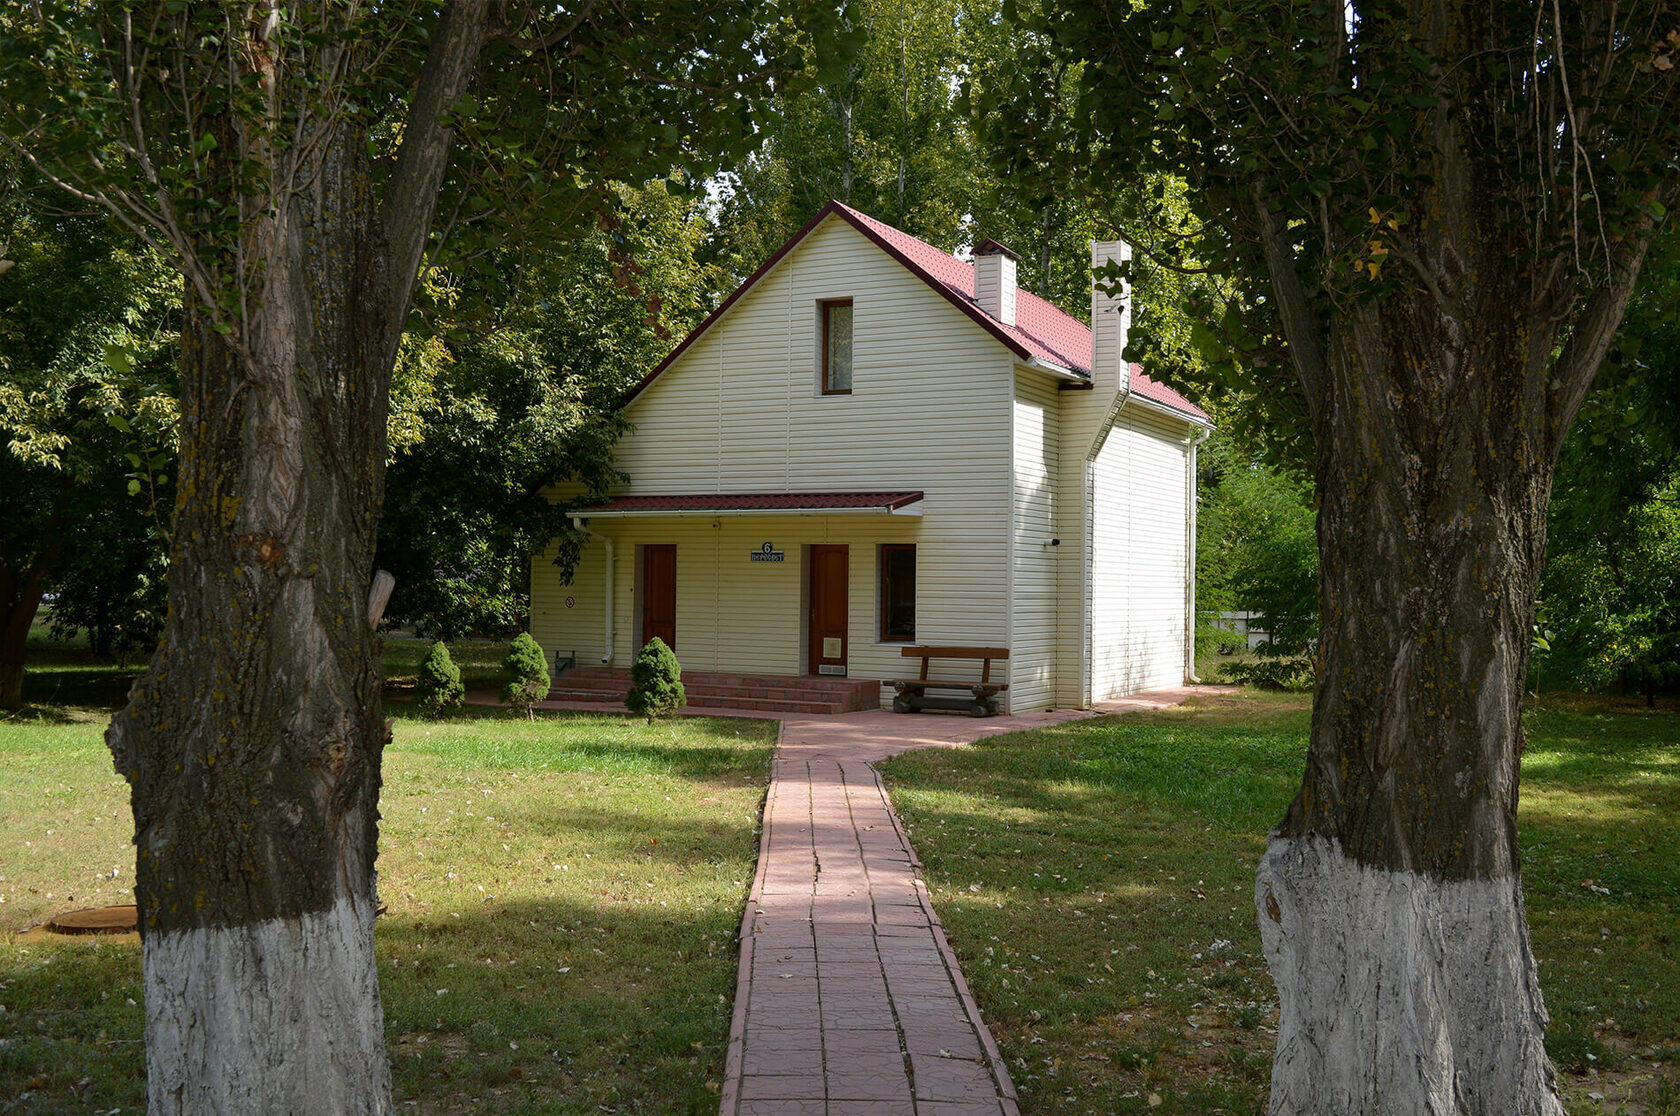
[626,200,1208,424]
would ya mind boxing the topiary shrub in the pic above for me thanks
[626,637,685,719]
[414,640,465,718]
[500,632,550,719]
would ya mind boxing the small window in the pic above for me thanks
[879,544,915,641]
[822,299,853,394]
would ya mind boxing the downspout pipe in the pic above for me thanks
[1184,427,1212,683]
[570,517,614,665]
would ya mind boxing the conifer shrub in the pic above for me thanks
[414,640,465,718]
[500,632,551,719]
[626,637,685,719]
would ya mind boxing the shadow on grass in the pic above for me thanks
[2,893,741,1116]
[883,691,1680,1113]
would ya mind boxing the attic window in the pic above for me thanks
[822,299,853,394]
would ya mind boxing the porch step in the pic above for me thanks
[546,668,880,714]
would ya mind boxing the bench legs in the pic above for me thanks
[892,686,1000,717]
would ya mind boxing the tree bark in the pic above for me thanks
[1,504,65,710]
[102,6,487,1109]
[107,141,397,1112]
[1255,275,1567,1113]
[0,571,46,710]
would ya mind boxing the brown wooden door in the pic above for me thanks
[642,545,676,651]
[808,545,848,675]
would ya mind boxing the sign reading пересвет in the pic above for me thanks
[750,541,785,562]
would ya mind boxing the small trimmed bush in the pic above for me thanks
[626,637,685,719]
[500,632,551,719]
[414,640,465,718]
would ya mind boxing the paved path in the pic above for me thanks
[719,689,1224,1115]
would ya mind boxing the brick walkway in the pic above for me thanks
[719,690,1221,1116]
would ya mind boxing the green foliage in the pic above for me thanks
[709,0,975,279]
[499,633,551,719]
[0,175,180,692]
[987,2,1680,468]
[1197,433,1319,660]
[626,637,686,719]
[413,641,465,719]
[378,181,719,638]
[1536,227,1680,697]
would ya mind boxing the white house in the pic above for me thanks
[530,201,1211,713]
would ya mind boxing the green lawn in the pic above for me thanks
[0,702,774,1113]
[880,691,1680,1116]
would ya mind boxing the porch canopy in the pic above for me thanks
[572,491,924,518]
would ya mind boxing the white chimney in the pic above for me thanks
[1091,240,1132,393]
[973,238,1019,327]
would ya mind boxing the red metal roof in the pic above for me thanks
[576,491,925,515]
[624,200,1210,425]
[836,205,1209,422]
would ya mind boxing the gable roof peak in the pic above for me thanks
[624,200,1208,424]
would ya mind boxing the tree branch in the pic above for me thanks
[1545,211,1663,464]
[378,0,490,353]
[1253,189,1329,419]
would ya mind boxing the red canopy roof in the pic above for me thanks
[575,491,925,516]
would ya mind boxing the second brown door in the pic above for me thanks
[808,545,848,675]
[642,544,676,650]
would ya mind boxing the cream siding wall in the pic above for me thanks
[531,533,609,665]
[538,215,1018,707]
[1009,369,1060,712]
[1089,404,1192,698]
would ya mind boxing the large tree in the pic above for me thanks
[987,2,1679,1111]
[0,3,816,1109]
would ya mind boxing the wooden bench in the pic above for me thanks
[891,646,1009,717]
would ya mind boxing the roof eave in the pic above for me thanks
[1123,390,1215,430]
[1022,355,1087,382]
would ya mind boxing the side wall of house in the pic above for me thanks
[1089,403,1192,698]
[1010,369,1060,712]
[532,216,1019,706]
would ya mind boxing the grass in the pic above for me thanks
[880,690,1680,1115]
[1,701,775,1113]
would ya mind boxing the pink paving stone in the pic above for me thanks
[739,1102,826,1116]
[718,689,1221,1116]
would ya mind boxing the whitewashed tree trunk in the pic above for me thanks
[143,896,389,1114]
[1257,836,1562,1115]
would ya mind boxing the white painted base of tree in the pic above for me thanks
[143,893,391,1114]
[1256,835,1563,1116]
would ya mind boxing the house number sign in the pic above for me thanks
[750,541,786,563]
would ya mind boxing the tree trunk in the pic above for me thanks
[1,499,67,710]
[0,575,44,709]
[106,132,399,1116]
[96,5,484,1106]
[1255,290,1565,1114]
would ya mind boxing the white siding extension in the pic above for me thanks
[1009,369,1059,712]
[1089,403,1192,698]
